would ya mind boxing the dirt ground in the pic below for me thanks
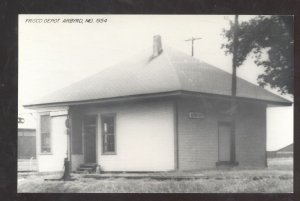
[17,157,293,193]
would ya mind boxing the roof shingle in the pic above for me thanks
[25,46,291,107]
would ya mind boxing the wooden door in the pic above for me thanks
[218,123,231,162]
[83,115,97,163]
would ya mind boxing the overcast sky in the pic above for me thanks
[19,15,293,151]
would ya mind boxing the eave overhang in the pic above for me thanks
[24,90,292,110]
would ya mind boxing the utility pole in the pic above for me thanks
[230,15,239,165]
[63,112,72,180]
[185,37,202,57]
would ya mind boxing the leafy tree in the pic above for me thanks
[222,15,293,95]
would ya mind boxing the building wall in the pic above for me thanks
[235,102,267,167]
[75,99,175,171]
[177,97,267,170]
[34,96,266,172]
[177,97,219,169]
[36,113,68,172]
[18,129,36,159]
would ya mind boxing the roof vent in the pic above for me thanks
[153,35,163,57]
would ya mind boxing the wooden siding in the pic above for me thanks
[235,102,267,167]
[37,114,68,172]
[177,96,267,170]
[73,99,175,171]
[177,97,219,169]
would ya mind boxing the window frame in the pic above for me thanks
[40,113,52,155]
[101,113,116,155]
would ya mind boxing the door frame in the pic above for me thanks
[217,121,231,164]
[216,121,239,166]
[82,114,98,164]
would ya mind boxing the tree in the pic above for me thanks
[222,15,294,95]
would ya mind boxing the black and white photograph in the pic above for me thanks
[18,14,293,193]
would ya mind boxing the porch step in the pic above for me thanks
[76,163,98,173]
[80,163,98,168]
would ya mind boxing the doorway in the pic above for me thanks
[218,122,231,162]
[83,115,97,163]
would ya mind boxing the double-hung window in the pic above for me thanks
[40,114,51,153]
[101,114,116,154]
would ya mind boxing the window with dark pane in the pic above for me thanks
[40,115,51,153]
[102,115,115,153]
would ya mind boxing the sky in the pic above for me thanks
[18,15,293,151]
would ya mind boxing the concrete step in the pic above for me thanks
[81,163,97,166]
[73,170,88,174]
[76,163,98,173]
[77,168,94,173]
[79,163,98,168]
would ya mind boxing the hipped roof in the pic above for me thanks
[25,46,291,107]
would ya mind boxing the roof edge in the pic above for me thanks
[24,90,292,109]
[18,128,36,131]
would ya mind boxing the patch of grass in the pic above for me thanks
[268,157,293,170]
[17,157,293,193]
[18,176,293,193]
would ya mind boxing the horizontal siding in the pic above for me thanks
[76,99,175,171]
[37,114,68,172]
[236,102,266,167]
[178,97,267,170]
[35,97,266,172]
[178,98,219,169]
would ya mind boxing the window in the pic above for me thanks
[101,114,116,154]
[40,115,51,153]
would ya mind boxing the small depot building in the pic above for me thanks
[24,35,292,172]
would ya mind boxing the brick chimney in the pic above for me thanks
[153,35,163,57]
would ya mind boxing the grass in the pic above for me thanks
[17,157,293,193]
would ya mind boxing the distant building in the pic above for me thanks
[268,143,293,158]
[18,113,36,159]
[278,143,293,153]
[25,35,292,172]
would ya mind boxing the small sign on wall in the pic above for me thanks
[189,112,205,119]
